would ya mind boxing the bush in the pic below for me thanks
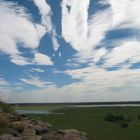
[126,116,132,122]
[138,115,140,119]
[104,113,115,122]
[115,115,124,122]
[121,121,128,128]
[104,113,131,128]
[12,122,25,133]
[0,114,10,128]
[0,101,15,113]
[104,113,125,123]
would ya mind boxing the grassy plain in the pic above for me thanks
[15,105,140,140]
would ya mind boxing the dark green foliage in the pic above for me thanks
[126,116,132,122]
[121,121,128,128]
[12,123,25,133]
[0,114,10,128]
[138,115,140,119]
[0,101,15,113]
[104,113,125,123]
[104,113,132,128]
[104,113,115,122]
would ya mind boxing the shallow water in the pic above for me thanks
[16,109,64,115]
[67,104,140,108]
[16,104,140,114]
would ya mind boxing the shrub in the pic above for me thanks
[104,113,125,123]
[0,114,10,128]
[104,113,131,128]
[12,122,25,133]
[104,113,115,122]
[138,115,140,120]
[121,121,128,128]
[115,115,124,122]
[126,116,132,122]
[0,101,15,113]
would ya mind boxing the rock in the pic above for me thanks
[41,130,64,140]
[9,115,22,122]
[42,129,87,140]
[7,128,19,137]
[12,121,23,125]
[64,129,87,140]
[12,121,25,133]
[22,129,36,140]
[25,120,53,135]
[0,113,88,140]
[0,134,20,140]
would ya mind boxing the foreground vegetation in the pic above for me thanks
[21,106,140,140]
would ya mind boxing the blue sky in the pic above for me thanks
[0,0,140,103]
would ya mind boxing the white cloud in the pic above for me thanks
[20,76,53,88]
[0,0,53,65]
[104,40,140,68]
[30,68,44,73]
[34,0,60,51]
[64,66,140,95]
[108,0,140,29]
[0,78,9,86]
[34,53,53,65]
[62,0,90,51]
[10,55,30,66]
[33,0,52,32]
[51,29,60,51]
[61,0,113,51]
[92,48,107,63]
[5,66,140,103]
[61,0,140,66]
[0,1,41,65]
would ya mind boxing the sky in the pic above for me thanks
[0,0,140,103]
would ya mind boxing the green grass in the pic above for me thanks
[17,106,140,140]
